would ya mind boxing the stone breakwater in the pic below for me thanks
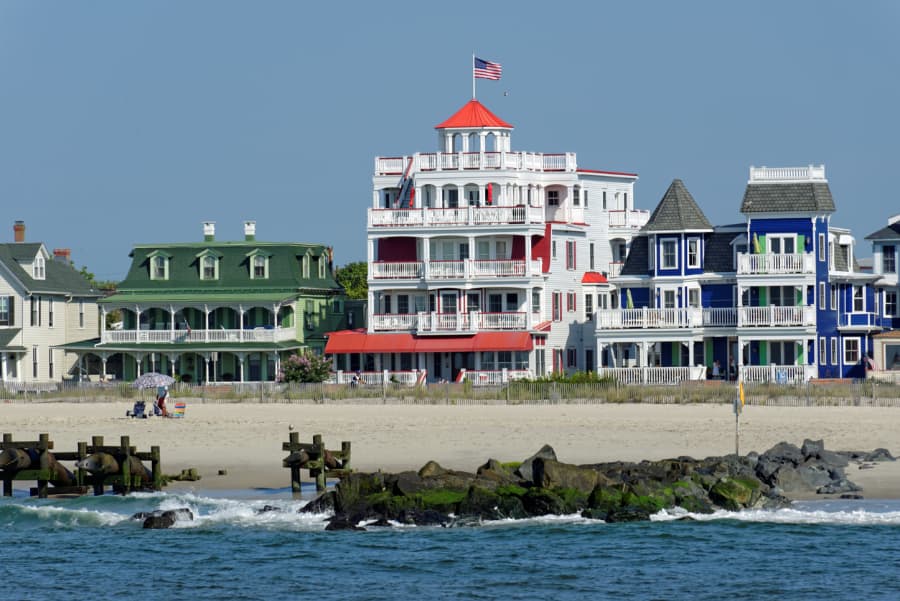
[300,439,894,530]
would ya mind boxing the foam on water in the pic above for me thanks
[652,499,900,525]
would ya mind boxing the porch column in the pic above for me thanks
[135,306,142,336]
[525,235,533,274]
[272,304,279,333]
[1,352,6,381]
[235,352,245,382]
[101,308,108,342]
[687,340,694,367]
[204,354,210,384]
[168,354,177,378]
[239,306,245,342]
[274,352,281,382]
[736,285,743,327]
[134,353,144,378]
[204,305,210,342]
[169,306,176,341]
[367,290,376,334]
[737,338,746,382]
[100,353,108,381]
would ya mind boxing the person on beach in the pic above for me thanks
[712,360,721,379]
[155,385,169,417]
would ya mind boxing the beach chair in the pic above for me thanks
[171,401,186,418]
[127,400,148,419]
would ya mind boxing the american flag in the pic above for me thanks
[474,57,502,80]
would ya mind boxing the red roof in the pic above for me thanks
[324,330,533,354]
[435,100,513,129]
[581,271,608,284]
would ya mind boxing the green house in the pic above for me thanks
[64,222,349,383]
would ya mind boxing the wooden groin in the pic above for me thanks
[282,433,351,492]
[0,433,162,498]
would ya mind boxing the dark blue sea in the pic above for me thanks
[1,486,899,601]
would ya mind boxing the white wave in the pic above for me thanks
[12,503,128,527]
[652,503,900,525]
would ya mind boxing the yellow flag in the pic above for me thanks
[739,381,745,406]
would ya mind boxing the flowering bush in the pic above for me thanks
[279,350,332,383]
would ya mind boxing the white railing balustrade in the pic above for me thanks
[749,165,826,182]
[479,312,526,330]
[371,313,418,331]
[594,308,702,329]
[428,260,466,279]
[608,262,624,278]
[465,369,531,386]
[737,252,815,274]
[376,152,578,176]
[371,261,423,279]
[608,209,651,229]
[101,327,294,344]
[471,259,525,278]
[369,204,547,228]
[702,308,738,326]
[427,208,469,225]
[738,305,815,327]
[741,364,814,384]
[598,366,703,385]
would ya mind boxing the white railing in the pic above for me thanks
[101,327,295,344]
[738,305,815,327]
[470,259,526,278]
[371,261,423,279]
[598,366,705,385]
[737,252,815,274]
[368,205,546,228]
[465,369,531,386]
[334,370,421,386]
[608,209,650,229]
[595,308,703,329]
[749,165,826,182]
[479,312,527,330]
[416,312,472,333]
[703,308,738,326]
[376,152,577,175]
[608,262,624,278]
[428,260,466,279]
[371,313,419,331]
[741,364,815,383]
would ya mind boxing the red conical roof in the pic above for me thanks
[435,99,513,129]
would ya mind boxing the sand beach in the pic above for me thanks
[2,401,899,498]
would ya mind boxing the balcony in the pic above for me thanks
[369,205,545,228]
[371,312,528,333]
[739,305,815,327]
[838,312,887,332]
[371,259,542,281]
[741,364,816,384]
[598,366,707,385]
[595,307,737,330]
[608,209,650,230]
[737,252,815,275]
[100,327,297,345]
[608,261,624,278]
[375,152,577,175]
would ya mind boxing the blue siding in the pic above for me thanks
[655,235,683,277]
[749,217,814,240]
[621,287,651,309]
[814,216,837,378]
[703,284,733,308]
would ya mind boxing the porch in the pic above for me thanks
[371,259,543,280]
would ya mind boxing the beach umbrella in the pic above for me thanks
[131,372,175,389]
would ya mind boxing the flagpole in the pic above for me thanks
[472,52,476,99]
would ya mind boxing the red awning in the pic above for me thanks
[581,271,608,284]
[324,330,533,354]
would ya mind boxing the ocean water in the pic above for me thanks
[1,487,899,601]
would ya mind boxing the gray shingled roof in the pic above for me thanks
[703,231,740,273]
[0,243,101,296]
[834,245,849,272]
[864,221,900,241]
[643,179,713,232]
[620,236,649,276]
[740,182,835,214]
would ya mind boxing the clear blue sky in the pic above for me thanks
[1,1,898,281]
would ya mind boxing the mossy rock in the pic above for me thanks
[555,487,590,513]
[588,485,625,513]
[496,484,528,497]
[671,479,714,514]
[335,472,386,513]
[522,488,567,516]
[417,489,467,513]
[709,477,757,511]
[364,490,416,518]
[458,486,502,520]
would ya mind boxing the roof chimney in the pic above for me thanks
[203,221,216,242]
[53,248,72,264]
[244,220,256,241]
[13,220,25,243]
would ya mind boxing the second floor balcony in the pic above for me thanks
[371,311,539,334]
[371,259,543,281]
[737,252,815,275]
[101,326,297,345]
[369,205,546,229]
[594,305,815,331]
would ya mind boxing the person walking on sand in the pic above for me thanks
[155,385,169,417]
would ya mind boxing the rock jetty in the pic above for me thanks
[307,439,894,530]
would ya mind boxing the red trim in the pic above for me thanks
[435,100,514,129]
[576,168,639,178]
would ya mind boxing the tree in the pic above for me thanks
[335,261,368,300]
[279,350,332,383]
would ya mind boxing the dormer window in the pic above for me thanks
[661,239,678,270]
[302,254,310,278]
[247,250,270,280]
[148,251,171,280]
[33,256,45,280]
[196,249,222,281]
[318,255,326,278]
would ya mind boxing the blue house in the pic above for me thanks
[865,215,900,376]
[597,165,884,383]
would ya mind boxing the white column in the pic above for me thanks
[101,307,108,342]
[168,354,177,378]
[101,354,108,381]
[688,340,695,367]
[239,306,245,342]
[204,354,210,384]
[169,306,176,339]
[1,353,6,381]
[236,352,245,382]
[204,305,210,342]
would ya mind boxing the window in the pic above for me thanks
[662,290,676,309]
[844,338,860,364]
[819,233,826,261]
[831,337,838,366]
[488,294,503,313]
[552,240,557,259]
[383,294,392,314]
[819,283,826,310]
[566,292,576,312]
[0,296,11,326]
[830,285,837,310]
[602,191,607,209]
[886,292,898,317]
[33,256,45,280]
[661,239,678,270]
[251,255,268,279]
[688,288,700,308]
[397,295,409,315]
[768,235,796,255]
[566,241,576,270]
[819,337,826,365]
[589,243,595,270]
[573,188,580,206]
[585,294,594,320]
[506,293,518,311]
[566,348,577,368]
[532,290,541,314]
[853,286,864,312]
[584,190,588,208]
[48,348,54,379]
[32,346,38,379]
[467,293,480,313]
[552,292,561,321]
[48,299,53,328]
[687,238,700,269]
[302,256,310,278]
[201,256,217,280]
[585,349,595,371]
[547,190,559,206]
[884,245,897,273]
[79,301,84,328]
[150,255,169,280]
